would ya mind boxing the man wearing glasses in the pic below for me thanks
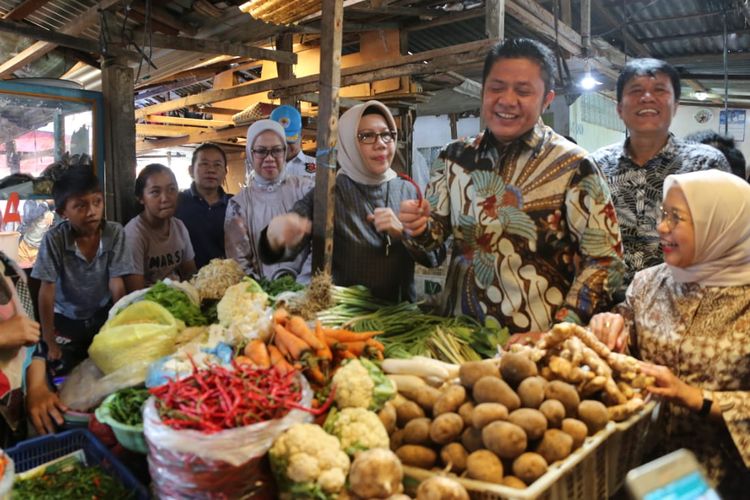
[587,58,730,290]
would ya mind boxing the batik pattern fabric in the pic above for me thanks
[404,121,624,333]
[619,264,750,495]
[589,135,730,285]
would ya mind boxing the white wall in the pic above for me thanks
[569,93,625,154]
[413,115,481,149]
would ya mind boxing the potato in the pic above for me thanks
[536,429,573,464]
[433,385,467,416]
[508,408,548,441]
[416,386,442,412]
[466,450,504,483]
[539,399,566,428]
[461,427,484,452]
[472,403,508,429]
[395,399,426,427]
[512,452,548,485]
[403,417,432,445]
[577,400,609,435]
[561,418,588,450]
[518,376,547,408]
[482,421,527,459]
[379,401,398,434]
[500,353,538,387]
[473,376,520,411]
[440,442,469,472]
[396,445,437,469]
[459,360,499,388]
[458,401,475,427]
[390,429,405,451]
[501,476,527,489]
[544,381,580,417]
[416,476,470,500]
[349,448,403,498]
[430,412,464,445]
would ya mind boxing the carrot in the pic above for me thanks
[274,334,290,358]
[306,360,326,385]
[268,345,294,374]
[272,307,290,325]
[365,338,385,352]
[340,340,367,357]
[273,323,311,360]
[234,355,254,365]
[324,328,383,342]
[287,315,325,350]
[324,336,341,348]
[337,350,355,360]
[314,321,333,361]
[244,340,271,368]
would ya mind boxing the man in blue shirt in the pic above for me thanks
[271,105,317,181]
[175,143,232,268]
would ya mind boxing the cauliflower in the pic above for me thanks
[216,278,271,342]
[269,423,350,498]
[324,407,390,456]
[331,358,396,411]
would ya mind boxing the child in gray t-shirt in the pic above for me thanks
[124,164,196,291]
[32,167,131,375]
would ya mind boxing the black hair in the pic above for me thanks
[361,105,395,130]
[685,130,747,180]
[616,58,681,103]
[52,166,101,215]
[191,143,227,169]
[135,164,177,201]
[482,38,556,94]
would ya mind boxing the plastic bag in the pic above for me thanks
[145,343,234,388]
[59,358,151,412]
[143,375,313,499]
[108,279,199,321]
[89,301,181,375]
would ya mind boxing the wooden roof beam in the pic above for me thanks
[136,123,208,137]
[144,115,234,128]
[2,0,53,20]
[136,125,246,152]
[130,0,197,36]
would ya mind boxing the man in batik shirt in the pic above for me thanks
[588,58,729,288]
[399,38,624,335]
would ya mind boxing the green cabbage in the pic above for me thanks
[359,358,396,412]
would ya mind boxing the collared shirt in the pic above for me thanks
[175,183,232,269]
[285,150,317,180]
[404,120,624,333]
[589,134,730,285]
[31,220,132,320]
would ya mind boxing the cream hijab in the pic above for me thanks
[337,100,398,185]
[664,169,750,286]
[245,119,288,186]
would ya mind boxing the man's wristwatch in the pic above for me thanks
[698,389,713,417]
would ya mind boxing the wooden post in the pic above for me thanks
[275,33,296,107]
[102,53,137,224]
[53,112,65,161]
[581,0,591,55]
[561,0,572,26]
[312,0,344,274]
[449,113,458,140]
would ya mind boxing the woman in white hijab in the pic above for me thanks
[260,101,438,301]
[590,169,750,494]
[224,119,313,282]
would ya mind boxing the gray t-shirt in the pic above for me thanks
[124,214,195,286]
[31,220,132,320]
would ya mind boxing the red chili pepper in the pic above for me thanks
[397,172,423,207]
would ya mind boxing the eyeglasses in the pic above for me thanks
[357,131,397,144]
[659,206,690,230]
[252,147,285,158]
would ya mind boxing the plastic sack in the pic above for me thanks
[89,301,182,375]
[145,343,234,388]
[143,374,313,499]
[59,358,152,412]
[108,279,199,321]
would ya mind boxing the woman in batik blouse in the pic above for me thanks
[591,169,750,495]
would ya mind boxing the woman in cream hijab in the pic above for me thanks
[590,169,750,494]
[260,101,438,301]
[224,119,313,282]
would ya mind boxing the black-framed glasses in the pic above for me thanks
[357,131,397,144]
[659,205,690,230]
[252,147,285,158]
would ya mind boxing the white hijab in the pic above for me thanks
[336,100,398,185]
[245,119,288,186]
[664,169,750,286]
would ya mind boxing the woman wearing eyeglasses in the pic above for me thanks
[224,119,313,281]
[589,169,750,495]
[259,100,439,301]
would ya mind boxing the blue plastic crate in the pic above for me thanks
[6,428,149,499]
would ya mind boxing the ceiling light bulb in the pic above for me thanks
[694,91,708,101]
[579,73,601,90]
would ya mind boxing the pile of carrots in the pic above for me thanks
[236,307,384,385]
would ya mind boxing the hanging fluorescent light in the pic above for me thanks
[694,91,709,101]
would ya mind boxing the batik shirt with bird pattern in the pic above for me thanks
[404,121,624,334]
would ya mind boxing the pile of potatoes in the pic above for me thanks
[379,355,612,488]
